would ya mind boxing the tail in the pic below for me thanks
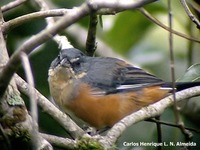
[163,82,200,91]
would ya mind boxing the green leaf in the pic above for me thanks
[177,64,200,82]
[103,11,151,55]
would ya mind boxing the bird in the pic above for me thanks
[48,48,200,129]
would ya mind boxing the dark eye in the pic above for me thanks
[57,54,61,61]
[74,61,80,66]
[73,61,80,67]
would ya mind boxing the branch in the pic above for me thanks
[0,11,8,65]
[87,0,158,10]
[37,135,53,150]
[155,116,162,150]
[167,0,191,141]
[3,7,199,44]
[180,0,200,29]
[1,0,27,13]
[15,74,85,139]
[186,0,200,14]
[40,133,77,149]
[97,86,200,149]
[0,8,52,149]
[67,24,130,61]
[20,52,40,148]
[85,13,98,56]
[2,9,70,33]
[33,0,73,49]
[138,8,200,43]
[147,118,200,133]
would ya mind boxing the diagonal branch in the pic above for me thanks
[20,52,39,148]
[87,0,158,10]
[33,0,73,49]
[1,0,27,13]
[2,9,70,33]
[138,8,200,43]
[180,0,200,29]
[15,74,85,139]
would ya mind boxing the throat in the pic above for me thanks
[48,74,75,109]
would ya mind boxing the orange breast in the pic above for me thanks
[64,84,170,129]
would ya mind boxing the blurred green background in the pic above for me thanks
[2,0,200,149]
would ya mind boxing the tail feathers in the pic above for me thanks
[163,82,200,92]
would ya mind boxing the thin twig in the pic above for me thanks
[186,0,200,14]
[21,52,39,149]
[33,0,73,49]
[179,124,193,142]
[1,0,27,13]
[168,0,193,142]
[187,22,194,67]
[147,118,200,133]
[155,116,162,150]
[168,0,177,114]
[86,13,98,56]
[180,0,200,29]
[138,8,200,43]
[168,0,178,125]
[2,9,70,33]
[87,0,158,10]
[67,24,129,60]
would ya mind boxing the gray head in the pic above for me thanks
[50,48,86,69]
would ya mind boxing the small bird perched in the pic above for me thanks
[48,48,199,129]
